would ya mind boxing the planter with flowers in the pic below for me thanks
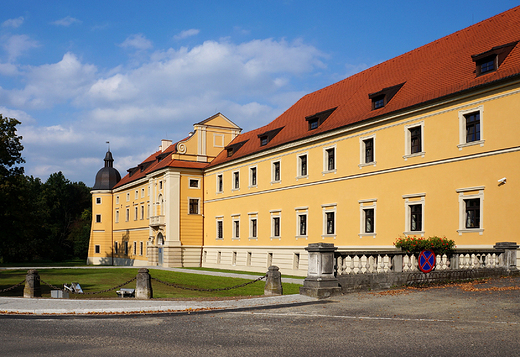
[394,236,456,272]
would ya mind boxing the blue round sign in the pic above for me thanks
[418,250,436,273]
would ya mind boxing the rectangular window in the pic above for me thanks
[272,161,281,182]
[232,251,237,266]
[133,241,137,255]
[465,198,480,229]
[116,196,120,204]
[465,112,481,143]
[247,252,252,266]
[410,127,421,154]
[114,242,118,254]
[126,193,130,201]
[126,208,129,222]
[250,218,257,239]
[233,171,240,190]
[140,205,144,220]
[141,188,145,198]
[96,197,101,204]
[140,241,143,256]
[216,218,224,239]
[124,241,128,255]
[299,214,307,236]
[359,199,377,237]
[364,138,374,163]
[359,135,376,167]
[232,217,240,239]
[217,251,221,264]
[96,214,101,223]
[326,212,335,234]
[326,148,335,171]
[135,190,138,199]
[189,179,199,188]
[409,204,422,232]
[457,186,484,234]
[217,174,223,193]
[134,207,138,220]
[95,245,100,254]
[294,253,300,270]
[115,210,119,223]
[298,154,308,177]
[364,208,374,233]
[272,217,280,238]
[189,199,199,214]
[267,252,273,267]
[249,167,257,187]
[159,181,163,190]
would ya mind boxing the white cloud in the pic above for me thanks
[2,34,39,62]
[174,29,200,40]
[0,107,36,125]
[119,34,153,50]
[52,16,81,27]
[0,62,19,75]
[2,17,24,28]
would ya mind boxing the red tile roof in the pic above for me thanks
[114,143,208,189]
[208,6,520,168]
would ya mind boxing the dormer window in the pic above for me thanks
[224,140,248,158]
[472,41,518,77]
[257,127,283,146]
[305,107,337,131]
[368,82,405,110]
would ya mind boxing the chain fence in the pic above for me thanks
[151,275,266,292]
[39,276,137,295]
[1,272,267,296]
[0,279,26,293]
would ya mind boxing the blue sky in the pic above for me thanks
[1,1,518,185]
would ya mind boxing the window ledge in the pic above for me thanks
[248,185,257,189]
[457,140,485,150]
[231,237,240,241]
[215,238,224,240]
[457,228,484,235]
[270,236,281,240]
[231,188,240,192]
[248,237,258,240]
[296,175,308,180]
[216,191,223,194]
[321,234,336,239]
[322,169,337,175]
[295,235,308,240]
[403,231,425,237]
[403,152,425,160]
[358,233,377,238]
[270,180,281,185]
[358,161,376,169]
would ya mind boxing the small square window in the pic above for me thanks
[189,179,199,188]
[96,197,101,204]
[309,119,319,130]
[95,245,100,254]
[373,95,385,109]
[260,136,268,146]
[96,214,101,223]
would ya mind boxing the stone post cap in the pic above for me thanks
[268,266,280,271]
[27,269,39,274]
[493,242,519,249]
[138,268,149,273]
[305,242,338,252]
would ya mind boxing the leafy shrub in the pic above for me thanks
[394,235,455,255]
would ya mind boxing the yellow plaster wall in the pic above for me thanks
[179,172,204,246]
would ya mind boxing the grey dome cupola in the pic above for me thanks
[93,150,121,190]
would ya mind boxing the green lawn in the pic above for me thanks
[183,267,306,280]
[0,268,301,299]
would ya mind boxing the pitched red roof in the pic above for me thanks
[114,143,208,189]
[209,6,520,168]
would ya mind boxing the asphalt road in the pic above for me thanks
[1,276,518,356]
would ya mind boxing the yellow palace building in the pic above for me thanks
[88,7,520,275]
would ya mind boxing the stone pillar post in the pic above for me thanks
[135,268,153,299]
[24,269,41,298]
[264,266,283,296]
[493,242,519,272]
[299,243,341,298]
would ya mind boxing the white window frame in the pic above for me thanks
[213,133,224,148]
[321,203,337,239]
[458,105,484,149]
[359,134,376,168]
[96,197,102,205]
[140,205,145,220]
[232,170,240,191]
[216,216,224,240]
[134,206,138,221]
[189,178,200,189]
[270,210,281,240]
[133,241,137,255]
[126,193,130,202]
[115,210,119,223]
[322,145,337,174]
[116,195,120,204]
[249,165,258,188]
[271,160,281,184]
[232,214,240,240]
[295,207,308,239]
[358,199,377,238]
[188,197,200,215]
[232,251,237,266]
[246,252,252,266]
[248,212,258,240]
[216,173,223,194]
[135,190,139,199]
[293,253,300,270]
[403,121,425,160]
[457,186,484,235]
[297,153,309,179]
[141,188,145,198]
[126,208,129,222]
[403,193,426,236]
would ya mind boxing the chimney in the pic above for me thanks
[161,139,172,152]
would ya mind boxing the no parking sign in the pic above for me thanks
[418,250,436,273]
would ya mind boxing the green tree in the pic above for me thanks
[0,115,24,178]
